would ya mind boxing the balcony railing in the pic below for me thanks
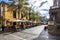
[50,6,59,9]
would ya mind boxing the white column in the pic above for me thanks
[1,7,3,17]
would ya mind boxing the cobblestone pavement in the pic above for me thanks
[0,25,46,40]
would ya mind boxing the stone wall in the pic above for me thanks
[48,8,60,35]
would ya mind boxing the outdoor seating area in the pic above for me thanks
[0,1,41,33]
[0,19,41,32]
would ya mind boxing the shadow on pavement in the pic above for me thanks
[0,25,41,34]
[33,29,60,40]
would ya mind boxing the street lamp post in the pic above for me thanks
[1,2,3,24]
[1,0,5,31]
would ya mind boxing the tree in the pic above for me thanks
[8,0,42,29]
[30,10,42,23]
[21,7,32,20]
[8,0,29,19]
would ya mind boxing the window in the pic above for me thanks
[13,10,16,18]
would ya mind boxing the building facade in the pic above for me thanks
[0,1,30,29]
[48,0,60,35]
[0,1,41,31]
[0,2,19,26]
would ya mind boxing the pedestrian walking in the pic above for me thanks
[44,26,48,30]
[2,25,4,31]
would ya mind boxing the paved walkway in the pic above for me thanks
[0,25,46,40]
[33,29,60,40]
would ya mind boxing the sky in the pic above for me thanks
[0,0,53,19]
[0,0,8,2]
[29,0,53,19]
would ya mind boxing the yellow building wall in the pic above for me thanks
[4,4,29,21]
[1,3,30,26]
[4,4,16,21]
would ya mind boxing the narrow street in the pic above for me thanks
[0,25,60,40]
[0,0,60,40]
[0,25,46,40]
[33,28,60,40]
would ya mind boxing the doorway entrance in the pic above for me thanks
[13,22,16,25]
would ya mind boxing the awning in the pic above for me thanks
[27,21,32,23]
[13,20,22,22]
[12,20,25,22]
[12,20,32,23]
